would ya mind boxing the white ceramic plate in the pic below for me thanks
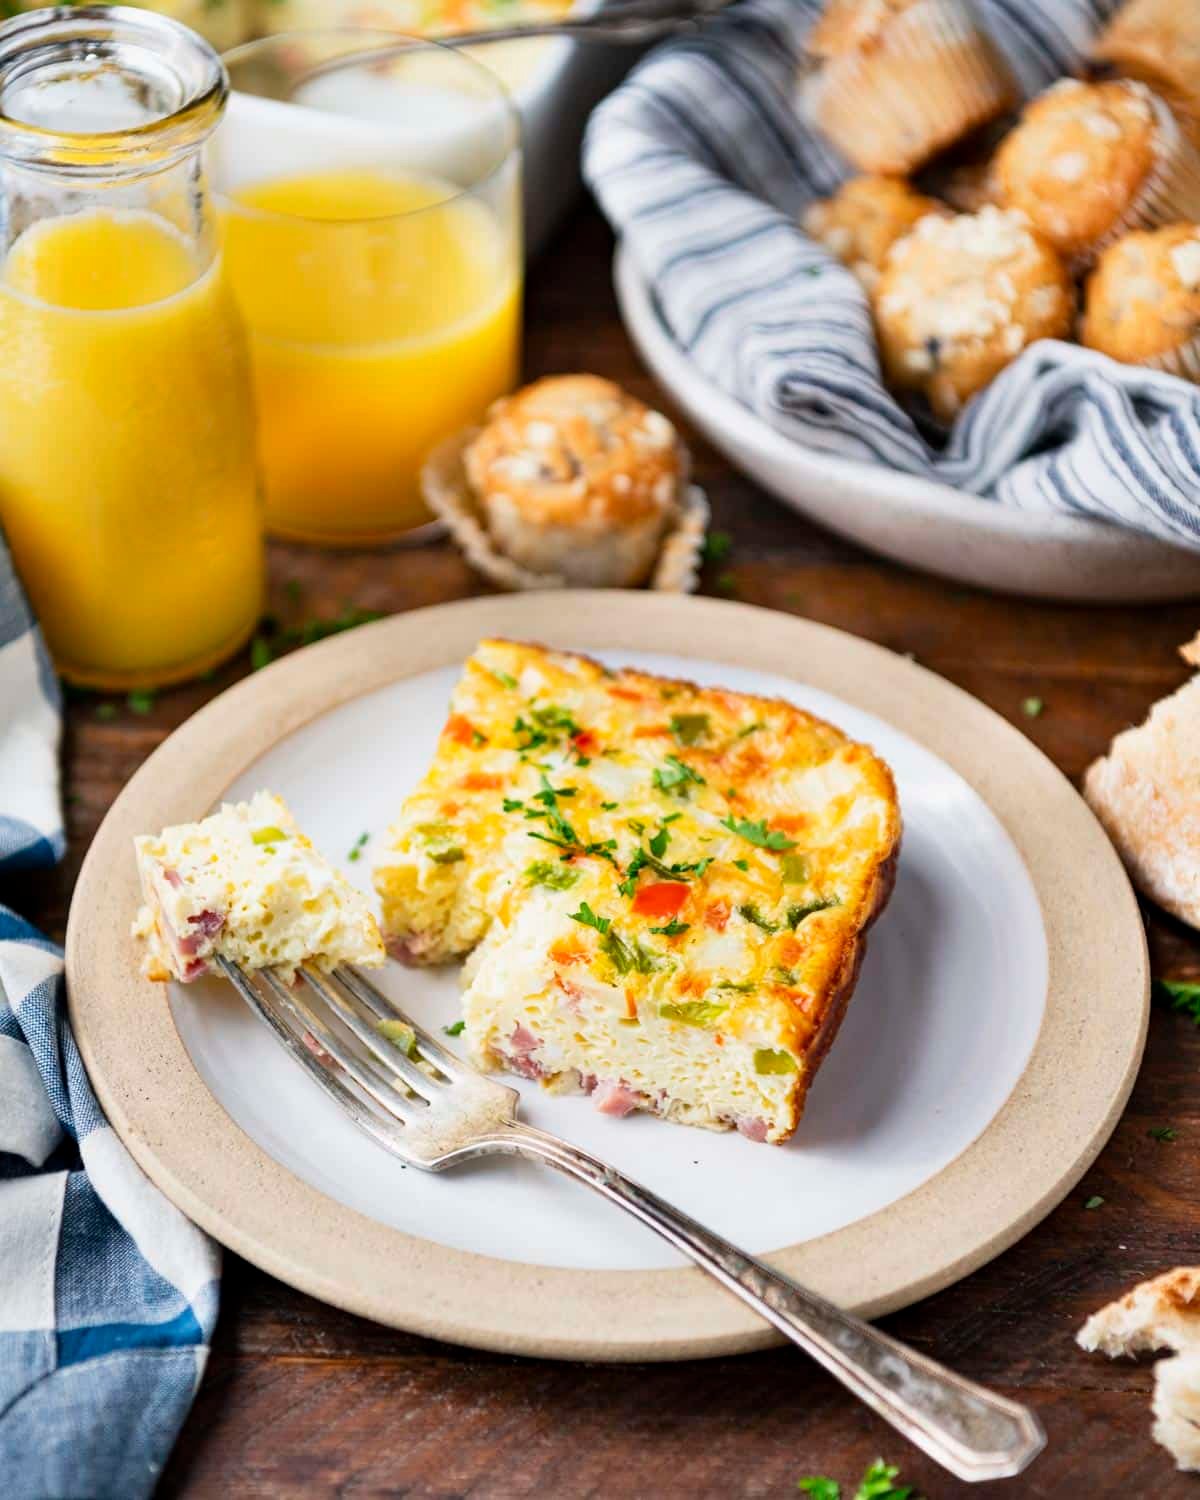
[614,244,1200,604]
[175,651,1044,1271]
[67,594,1148,1359]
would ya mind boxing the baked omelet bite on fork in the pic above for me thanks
[133,790,384,984]
[374,641,900,1144]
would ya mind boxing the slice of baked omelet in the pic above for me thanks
[374,641,900,1143]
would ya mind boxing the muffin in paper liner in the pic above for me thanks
[798,0,1017,176]
[1081,224,1200,386]
[996,80,1200,274]
[421,427,710,595]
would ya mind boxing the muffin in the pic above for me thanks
[460,376,686,587]
[1092,0,1200,149]
[874,206,1075,421]
[993,78,1200,270]
[802,175,945,290]
[798,0,1017,175]
[1081,223,1200,381]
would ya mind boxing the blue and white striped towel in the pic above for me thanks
[583,0,1200,551]
[0,548,219,1499]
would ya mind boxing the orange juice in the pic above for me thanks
[0,209,263,688]
[221,167,521,544]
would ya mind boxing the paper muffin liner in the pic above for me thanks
[421,428,710,595]
[1068,87,1200,274]
[1142,330,1200,384]
[797,0,1017,175]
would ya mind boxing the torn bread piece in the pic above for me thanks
[1079,1267,1200,1471]
[1084,634,1200,928]
[133,790,384,983]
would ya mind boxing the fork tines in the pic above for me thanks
[218,959,456,1124]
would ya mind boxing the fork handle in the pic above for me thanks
[489,1120,1044,1484]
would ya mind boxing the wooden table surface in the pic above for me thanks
[13,199,1200,1499]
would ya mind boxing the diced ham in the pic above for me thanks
[180,957,209,982]
[735,1115,769,1143]
[386,935,429,965]
[593,1081,640,1117]
[509,1022,539,1055]
[161,867,183,889]
[187,909,224,938]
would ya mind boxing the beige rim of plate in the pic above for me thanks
[66,593,1148,1362]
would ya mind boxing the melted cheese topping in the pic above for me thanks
[374,641,900,1141]
[133,790,384,983]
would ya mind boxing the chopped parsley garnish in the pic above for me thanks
[662,812,682,824]
[738,903,780,933]
[627,818,646,834]
[443,1019,466,1037]
[251,635,273,671]
[490,668,518,689]
[736,720,763,739]
[714,979,754,993]
[252,606,385,672]
[653,755,706,796]
[251,826,288,846]
[569,901,610,934]
[670,712,710,746]
[514,703,581,754]
[733,858,749,871]
[649,825,670,858]
[1154,978,1200,1024]
[1148,1126,1178,1142]
[651,920,690,936]
[95,702,118,721]
[503,797,524,812]
[797,1480,840,1500]
[721,814,796,851]
[127,689,156,716]
[781,852,809,884]
[788,897,838,928]
[659,1000,726,1027]
[525,860,579,891]
[1084,1195,1104,1210]
[347,831,370,862]
[1022,696,1044,719]
[601,800,618,811]
[623,844,712,890]
[429,846,465,865]
[754,1048,797,1075]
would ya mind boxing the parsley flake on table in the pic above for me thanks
[443,1019,466,1037]
[126,689,156,716]
[1084,1194,1105,1210]
[1148,1126,1178,1142]
[94,702,118,721]
[347,831,370,862]
[1022,696,1044,718]
[701,529,732,564]
[798,1458,922,1500]
[721,814,796,851]
[1153,978,1200,1025]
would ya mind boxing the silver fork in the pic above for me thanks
[219,958,1046,1485]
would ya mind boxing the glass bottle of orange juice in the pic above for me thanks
[0,7,263,690]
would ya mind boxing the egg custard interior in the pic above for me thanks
[374,640,901,1144]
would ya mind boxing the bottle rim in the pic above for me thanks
[0,5,227,172]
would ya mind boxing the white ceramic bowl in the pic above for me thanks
[614,243,1200,602]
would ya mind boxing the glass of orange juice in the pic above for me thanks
[0,6,263,690]
[215,31,523,547]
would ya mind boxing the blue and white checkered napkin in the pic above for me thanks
[0,548,219,1499]
[584,0,1200,551]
